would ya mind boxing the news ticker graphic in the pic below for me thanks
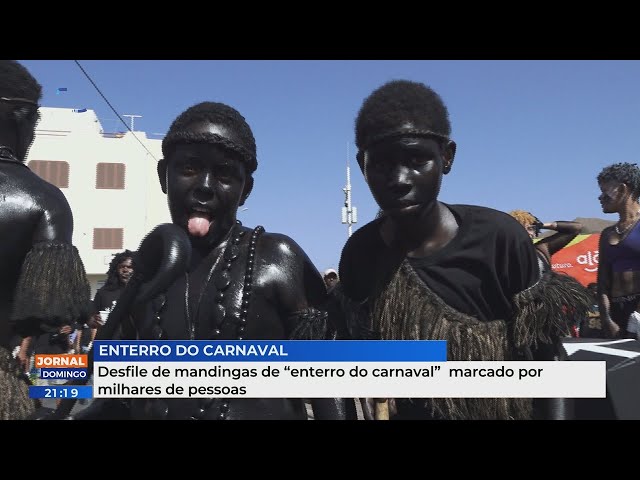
[29,386,93,399]
[28,354,91,398]
[90,340,606,399]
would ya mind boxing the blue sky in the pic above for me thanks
[19,60,640,272]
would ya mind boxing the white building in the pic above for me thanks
[26,107,172,297]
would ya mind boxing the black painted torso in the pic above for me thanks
[130,225,311,420]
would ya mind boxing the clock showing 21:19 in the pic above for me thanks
[29,385,93,399]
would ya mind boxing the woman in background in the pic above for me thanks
[508,210,582,268]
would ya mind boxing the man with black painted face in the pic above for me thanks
[75,101,355,420]
[0,60,91,419]
[339,80,591,420]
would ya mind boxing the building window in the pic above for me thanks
[96,162,125,189]
[28,160,70,188]
[93,228,123,249]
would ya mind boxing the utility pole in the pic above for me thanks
[123,114,142,131]
[341,143,358,237]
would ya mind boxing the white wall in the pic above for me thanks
[26,107,172,296]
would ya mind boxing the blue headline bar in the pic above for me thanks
[93,340,447,362]
[29,386,93,399]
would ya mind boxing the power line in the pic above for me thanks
[73,60,158,162]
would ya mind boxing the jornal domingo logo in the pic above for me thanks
[576,250,599,273]
[35,354,88,380]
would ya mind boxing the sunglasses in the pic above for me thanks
[600,184,624,201]
[0,96,39,107]
[0,96,40,123]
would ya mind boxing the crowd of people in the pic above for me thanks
[1,60,638,421]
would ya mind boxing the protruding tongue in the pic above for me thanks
[188,213,211,237]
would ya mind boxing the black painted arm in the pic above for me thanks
[535,220,583,261]
[53,223,192,419]
[311,398,357,420]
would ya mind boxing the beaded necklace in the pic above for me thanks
[184,222,240,340]
[614,214,640,236]
[183,221,265,420]
[183,221,264,340]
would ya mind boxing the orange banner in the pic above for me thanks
[549,234,599,287]
[35,354,88,368]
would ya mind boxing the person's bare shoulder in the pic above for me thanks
[13,167,70,207]
[257,231,311,267]
[16,168,74,242]
[599,225,614,243]
[252,229,325,304]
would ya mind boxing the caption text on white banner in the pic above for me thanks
[92,361,606,398]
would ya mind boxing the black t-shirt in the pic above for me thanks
[33,331,69,355]
[339,204,539,322]
[580,304,605,339]
[92,286,125,314]
[92,284,134,339]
